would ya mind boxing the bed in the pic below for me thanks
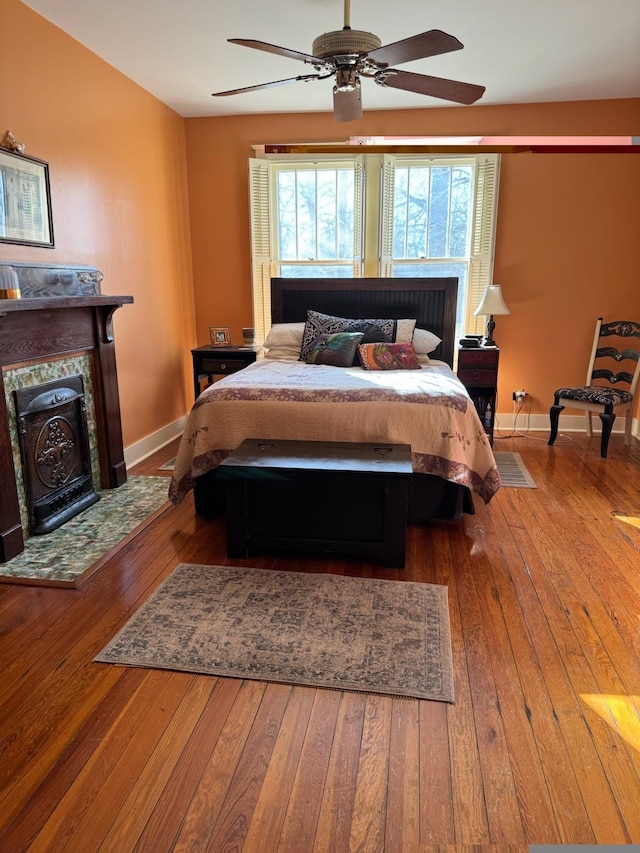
[168,277,500,521]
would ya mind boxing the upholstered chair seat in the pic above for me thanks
[552,386,633,407]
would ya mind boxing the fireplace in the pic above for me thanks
[0,261,133,561]
[14,374,100,534]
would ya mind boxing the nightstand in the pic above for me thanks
[191,345,259,399]
[457,346,499,445]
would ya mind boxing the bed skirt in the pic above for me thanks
[193,469,474,524]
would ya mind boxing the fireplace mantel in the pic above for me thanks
[0,262,133,562]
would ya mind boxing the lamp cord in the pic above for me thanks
[494,397,573,444]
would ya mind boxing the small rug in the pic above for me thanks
[0,476,171,588]
[494,452,537,488]
[95,563,454,702]
[158,457,176,471]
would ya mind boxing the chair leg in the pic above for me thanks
[549,403,564,446]
[598,411,615,458]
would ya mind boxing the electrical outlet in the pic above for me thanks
[512,389,527,402]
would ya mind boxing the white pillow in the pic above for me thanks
[264,322,305,348]
[263,322,305,360]
[413,327,441,354]
[264,346,301,360]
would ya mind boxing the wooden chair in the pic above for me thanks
[548,318,640,458]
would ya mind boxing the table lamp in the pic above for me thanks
[474,284,510,347]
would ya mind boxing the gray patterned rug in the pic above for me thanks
[95,563,454,702]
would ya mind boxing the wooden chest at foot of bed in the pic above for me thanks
[219,438,413,568]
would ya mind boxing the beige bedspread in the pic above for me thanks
[168,359,501,506]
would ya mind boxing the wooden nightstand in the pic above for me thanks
[191,345,259,398]
[457,345,499,445]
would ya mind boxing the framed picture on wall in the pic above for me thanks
[0,149,54,248]
[210,326,231,347]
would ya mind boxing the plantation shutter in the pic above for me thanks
[352,155,364,276]
[378,154,396,277]
[248,158,274,345]
[466,154,501,334]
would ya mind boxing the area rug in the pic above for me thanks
[95,563,454,702]
[158,457,176,471]
[494,451,537,488]
[0,476,171,588]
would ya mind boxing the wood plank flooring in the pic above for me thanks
[1,432,639,851]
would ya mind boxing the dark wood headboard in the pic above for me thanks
[270,277,458,367]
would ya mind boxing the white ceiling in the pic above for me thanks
[22,0,640,120]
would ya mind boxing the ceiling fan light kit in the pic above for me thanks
[212,0,485,122]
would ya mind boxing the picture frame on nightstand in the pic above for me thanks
[209,326,231,347]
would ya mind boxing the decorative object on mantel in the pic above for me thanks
[0,130,25,154]
[0,147,54,248]
[0,266,21,299]
[474,284,510,347]
[96,563,455,702]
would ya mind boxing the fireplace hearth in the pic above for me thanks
[14,375,100,534]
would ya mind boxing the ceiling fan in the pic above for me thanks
[212,0,485,122]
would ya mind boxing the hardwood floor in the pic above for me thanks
[1,433,639,851]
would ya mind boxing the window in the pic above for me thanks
[249,152,499,344]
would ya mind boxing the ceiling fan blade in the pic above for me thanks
[376,69,485,105]
[367,30,463,68]
[213,74,323,97]
[333,87,363,123]
[229,38,324,66]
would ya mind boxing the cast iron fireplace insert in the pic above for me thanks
[14,374,100,534]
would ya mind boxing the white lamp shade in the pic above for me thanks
[474,284,510,316]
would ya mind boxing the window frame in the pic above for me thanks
[249,152,500,344]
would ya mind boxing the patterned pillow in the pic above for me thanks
[305,332,365,367]
[358,342,422,371]
[299,310,416,361]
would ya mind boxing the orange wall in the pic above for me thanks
[0,0,196,448]
[185,100,640,416]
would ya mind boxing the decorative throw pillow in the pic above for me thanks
[300,310,417,361]
[412,327,442,354]
[357,342,422,371]
[305,332,365,367]
[347,322,387,364]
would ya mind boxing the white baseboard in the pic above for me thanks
[495,411,639,438]
[124,416,186,470]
